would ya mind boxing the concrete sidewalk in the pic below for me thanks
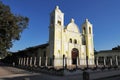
[0,67,14,76]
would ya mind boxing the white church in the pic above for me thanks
[16,6,95,67]
[48,6,94,66]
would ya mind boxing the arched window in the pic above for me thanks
[89,27,91,34]
[83,27,86,34]
[82,36,86,45]
[74,39,77,44]
[69,38,72,43]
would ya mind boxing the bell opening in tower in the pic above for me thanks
[58,20,61,25]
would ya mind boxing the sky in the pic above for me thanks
[1,0,120,52]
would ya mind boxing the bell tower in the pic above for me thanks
[49,6,64,66]
[82,19,94,65]
[50,6,64,27]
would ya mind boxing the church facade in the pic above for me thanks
[48,6,94,66]
[11,6,95,67]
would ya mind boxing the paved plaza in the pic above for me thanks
[0,65,120,80]
[0,65,83,80]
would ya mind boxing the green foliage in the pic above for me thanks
[0,1,29,55]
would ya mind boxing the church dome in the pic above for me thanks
[66,19,80,33]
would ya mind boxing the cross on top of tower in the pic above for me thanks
[56,6,59,9]
[71,18,74,23]
[85,18,89,22]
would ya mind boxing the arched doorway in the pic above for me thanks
[71,48,79,65]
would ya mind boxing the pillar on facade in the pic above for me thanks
[18,58,21,66]
[22,58,24,66]
[21,58,24,66]
[104,57,106,66]
[23,57,26,66]
[30,57,32,67]
[39,57,41,67]
[45,57,48,67]
[34,57,37,67]
[26,57,29,66]
[65,57,67,68]
[21,58,23,66]
[115,56,118,66]
[110,58,113,66]
[63,55,65,69]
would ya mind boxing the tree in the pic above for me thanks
[0,1,29,57]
